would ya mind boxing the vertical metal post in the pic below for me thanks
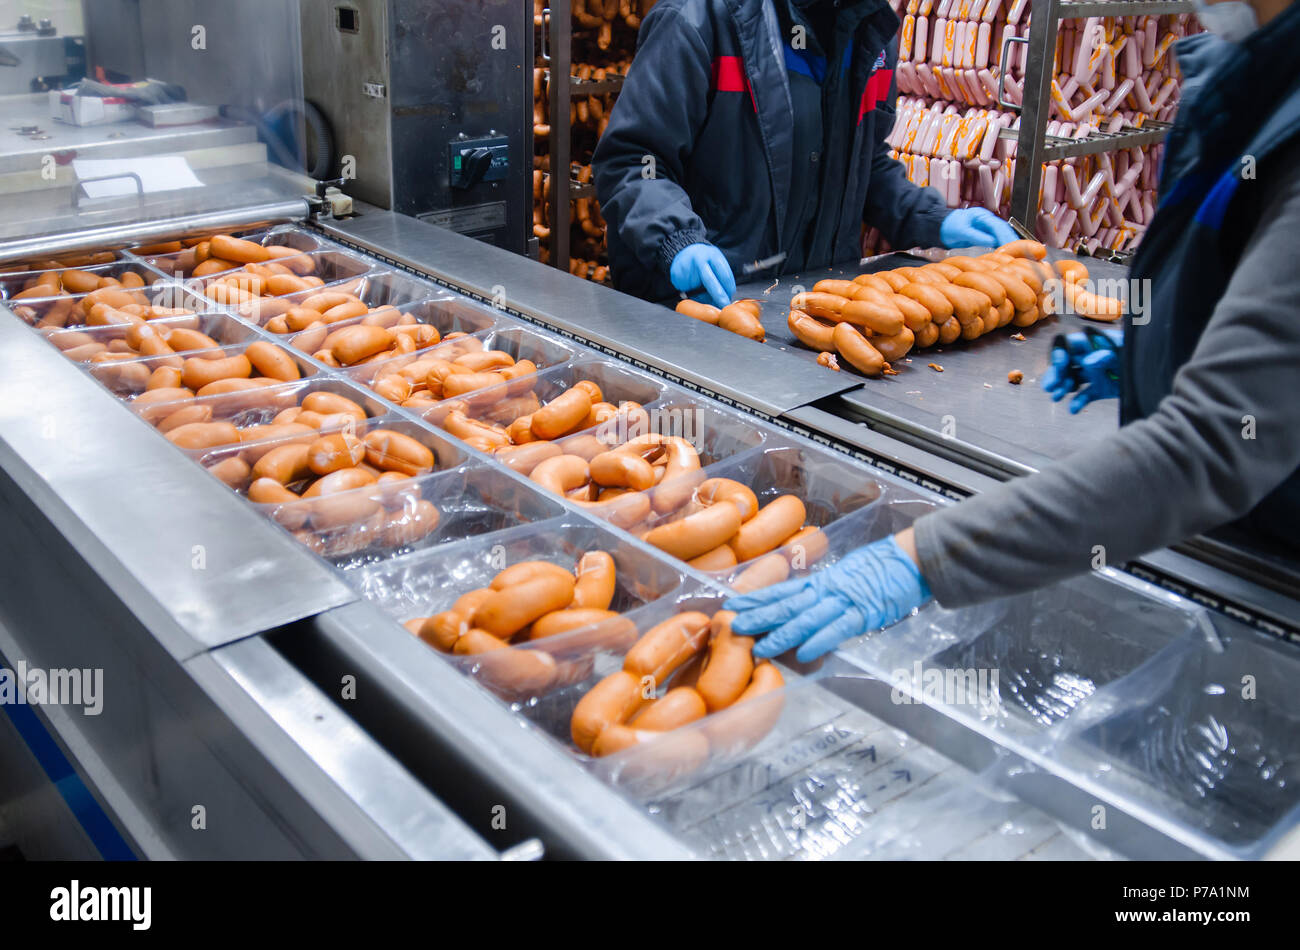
[547,0,572,270]
[1008,2,1062,238]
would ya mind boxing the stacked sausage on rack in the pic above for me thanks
[873,0,1197,254]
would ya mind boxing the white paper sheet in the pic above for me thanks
[72,157,203,198]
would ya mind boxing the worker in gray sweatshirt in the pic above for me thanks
[727,0,1300,660]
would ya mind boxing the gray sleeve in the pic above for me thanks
[912,160,1300,608]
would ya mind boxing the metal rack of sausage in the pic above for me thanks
[2,198,1297,861]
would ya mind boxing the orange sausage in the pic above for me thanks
[717,302,765,341]
[675,299,721,324]
[643,502,744,561]
[531,387,592,440]
[729,495,806,562]
[696,611,755,712]
[623,612,712,687]
[832,323,885,376]
[572,551,617,610]
[787,309,837,352]
[472,572,577,638]
[571,670,648,753]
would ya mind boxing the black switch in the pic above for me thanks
[460,148,494,188]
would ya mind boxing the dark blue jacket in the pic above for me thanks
[1124,6,1300,547]
[593,0,950,301]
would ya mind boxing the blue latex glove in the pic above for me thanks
[724,536,932,662]
[939,208,1019,249]
[1041,327,1123,414]
[669,242,735,310]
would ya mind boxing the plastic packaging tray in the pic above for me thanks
[0,261,161,301]
[37,311,258,365]
[284,294,504,360]
[235,270,439,327]
[89,338,319,396]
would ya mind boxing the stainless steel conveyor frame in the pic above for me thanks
[1,199,1297,861]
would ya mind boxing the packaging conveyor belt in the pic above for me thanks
[0,207,1296,862]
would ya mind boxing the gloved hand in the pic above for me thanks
[724,536,932,662]
[669,242,735,310]
[939,208,1019,249]
[1042,326,1123,414]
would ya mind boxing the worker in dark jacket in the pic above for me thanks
[728,0,1300,660]
[593,0,1018,307]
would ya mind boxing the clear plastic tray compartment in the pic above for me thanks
[630,674,1093,860]
[893,575,1201,736]
[1070,623,1300,850]
[342,324,571,391]
[6,280,160,330]
[286,293,503,359]
[130,376,389,445]
[141,245,371,290]
[37,311,257,365]
[422,356,666,433]
[89,338,318,397]
[354,517,694,698]
[631,443,892,571]
[0,261,161,301]
[0,249,122,276]
[236,270,438,327]
[260,461,564,570]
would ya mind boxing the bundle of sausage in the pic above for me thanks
[280,310,446,369]
[571,610,784,757]
[350,335,534,410]
[788,239,1122,376]
[167,234,321,291]
[406,552,629,695]
[674,298,766,341]
[879,0,1197,253]
[132,385,372,447]
[93,338,302,396]
[2,249,117,273]
[10,279,165,332]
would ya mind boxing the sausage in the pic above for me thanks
[572,551,617,610]
[717,302,765,341]
[571,671,649,753]
[454,630,558,697]
[983,269,1037,312]
[888,292,934,331]
[936,315,962,344]
[782,525,829,567]
[729,495,806,562]
[472,572,577,638]
[443,410,510,448]
[531,387,592,440]
[832,323,885,376]
[731,552,791,593]
[209,235,271,264]
[852,273,895,296]
[933,282,991,326]
[166,421,241,450]
[626,686,708,730]
[790,291,847,322]
[623,612,712,687]
[643,501,744,561]
[529,454,590,495]
[688,544,739,571]
[788,309,837,352]
[363,429,436,475]
[589,450,656,490]
[181,353,252,391]
[872,326,915,363]
[675,299,721,324]
[206,456,252,489]
[301,391,367,420]
[643,436,702,514]
[528,607,622,639]
[254,443,315,484]
[696,611,755,712]
[419,589,494,651]
[692,477,759,521]
[1064,281,1124,320]
[952,270,1007,306]
[812,279,861,297]
[306,432,366,475]
[997,239,1047,260]
[325,325,393,365]
[1055,259,1089,285]
[840,298,905,336]
[494,441,563,474]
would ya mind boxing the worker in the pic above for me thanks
[727,0,1300,660]
[592,0,1019,307]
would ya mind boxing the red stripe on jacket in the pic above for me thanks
[711,56,756,110]
[858,68,894,122]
